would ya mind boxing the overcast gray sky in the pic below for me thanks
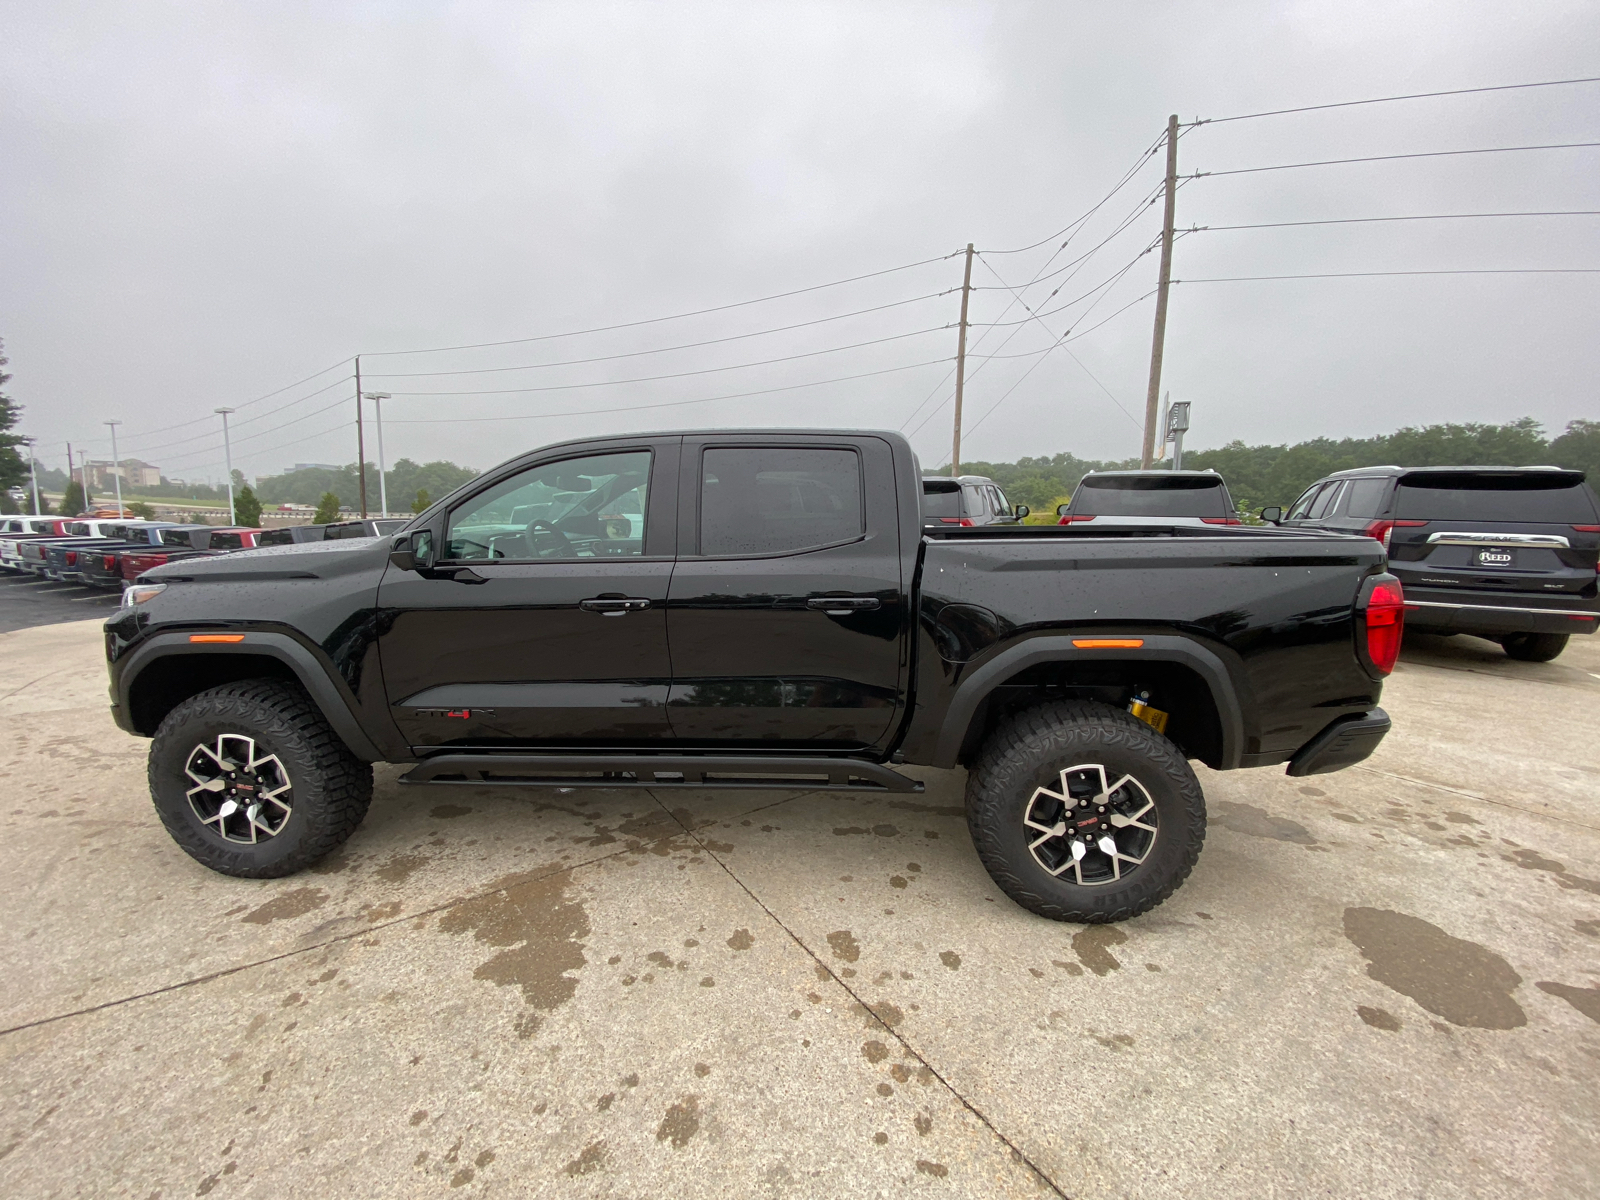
[3,1,1597,484]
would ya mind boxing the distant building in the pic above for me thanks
[287,462,343,473]
[86,459,162,489]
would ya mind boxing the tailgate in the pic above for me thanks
[1386,471,1600,596]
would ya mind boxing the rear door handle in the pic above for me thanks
[806,596,881,615]
[580,597,652,616]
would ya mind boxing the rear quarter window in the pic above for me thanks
[1343,478,1389,519]
[1395,474,1598,523]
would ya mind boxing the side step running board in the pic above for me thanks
[399,754,924,793]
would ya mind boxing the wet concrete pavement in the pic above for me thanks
[1,622,1597,1197]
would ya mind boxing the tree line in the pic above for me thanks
[950,418,1600,518]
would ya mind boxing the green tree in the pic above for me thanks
[1549,419,1600,482]
[0,338,26,491]
[61,479,90,515]
[127,501,156,520]
[412,488,431,513]
[313,491,342,524]
[234,485,263,527]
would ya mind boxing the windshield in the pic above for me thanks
[1073,476,1231,518]
[1395,473,1596,523]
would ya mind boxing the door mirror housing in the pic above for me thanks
[1013,504,1030,519]
[389,529,435,572]
[1259,507,1283,524]
[1056,503,1071,517]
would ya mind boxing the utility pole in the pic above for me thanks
[215,408,237,525]
[355,356,368,517]
[950,243,975,476]
[1141,114,1179,469]
[363,392,392,517]
[65,442,75,514]
[105,420,124,515]
[21,437,40,515]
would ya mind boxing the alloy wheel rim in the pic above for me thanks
[184,734,293,844]
[1023,762,1158,886]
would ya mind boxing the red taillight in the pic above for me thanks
[1572,525,1600,532]
[1363,519,1428,549]
[65,551,77,566]
[1200,517,1242,525]
[1057,515,1098,524]
[103,555,117,570]
[1365,579,1405,675]
[938,517,974,526]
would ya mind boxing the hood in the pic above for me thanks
[143,534,391,583]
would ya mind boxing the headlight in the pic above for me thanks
[123,583,167,606]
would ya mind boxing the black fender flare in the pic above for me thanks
[114,631,386,763]
[929,633,1246,769]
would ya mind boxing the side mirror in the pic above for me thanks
[389,529,435,572]
[1014,504,1030,519]
[1259,507,1283,524]
[1056,503,1071,517]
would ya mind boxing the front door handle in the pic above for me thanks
[806,596,882,615]
[580,596,652,616]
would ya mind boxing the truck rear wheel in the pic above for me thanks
[1501,633,1568,662]
[965,701,1206,923]
[148,679,373,878]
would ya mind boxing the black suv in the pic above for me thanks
[1264,466,1600,661]
[921,474,1028,528]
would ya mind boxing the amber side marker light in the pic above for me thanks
[189,634,246,644]
[1072,638,1145,649]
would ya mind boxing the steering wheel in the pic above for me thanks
[524,519,572,557]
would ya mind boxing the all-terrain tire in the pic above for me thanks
[148,679,373,878]
[1501,632,1568,663]
[965,700,1206,922]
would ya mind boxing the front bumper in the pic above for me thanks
[1286,708,1390,777]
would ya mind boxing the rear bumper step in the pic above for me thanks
[1286,708,1390,777]
[399,754,925,793]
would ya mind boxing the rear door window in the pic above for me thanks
[1074,476,1231,518]
[700,446,863,556]
[1308,481,1345,520]
[1395,473,1598,522]
[209,531,245,550]
[161,528,194,546]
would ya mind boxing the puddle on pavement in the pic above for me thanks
[240,887,329,925]
[1211,801,1317,846]
[1342,906,1525,1029]
[1071,926,1126,976]
[436,867,588,1038]
[1536,981,1600,1024]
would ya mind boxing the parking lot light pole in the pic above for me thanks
[104,420,124,516]
[362,392,392,517]
[214,407,237,525]
[20,437,40,515]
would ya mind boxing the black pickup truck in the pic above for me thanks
[105,430,1401,923]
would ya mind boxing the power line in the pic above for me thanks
[1186,75,1600,126]
[1176,268,1600,282]
[1195,142,1600,178]
[361,290,954,379]
[982,133,1167,255]
[1190,211,1600,232]
[119,375,354,460]
[360,252,963,357]
[156,393,358,466]
[385,358,950,425]
[379,326,951,397]
[116,358,352,448]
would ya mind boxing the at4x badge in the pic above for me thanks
[413,708,496,719]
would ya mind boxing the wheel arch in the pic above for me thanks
[930,635,1245,771]
[119,633,384,762]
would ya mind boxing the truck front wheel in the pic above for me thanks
[965,701,1206,922]
[148,679,373,878]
